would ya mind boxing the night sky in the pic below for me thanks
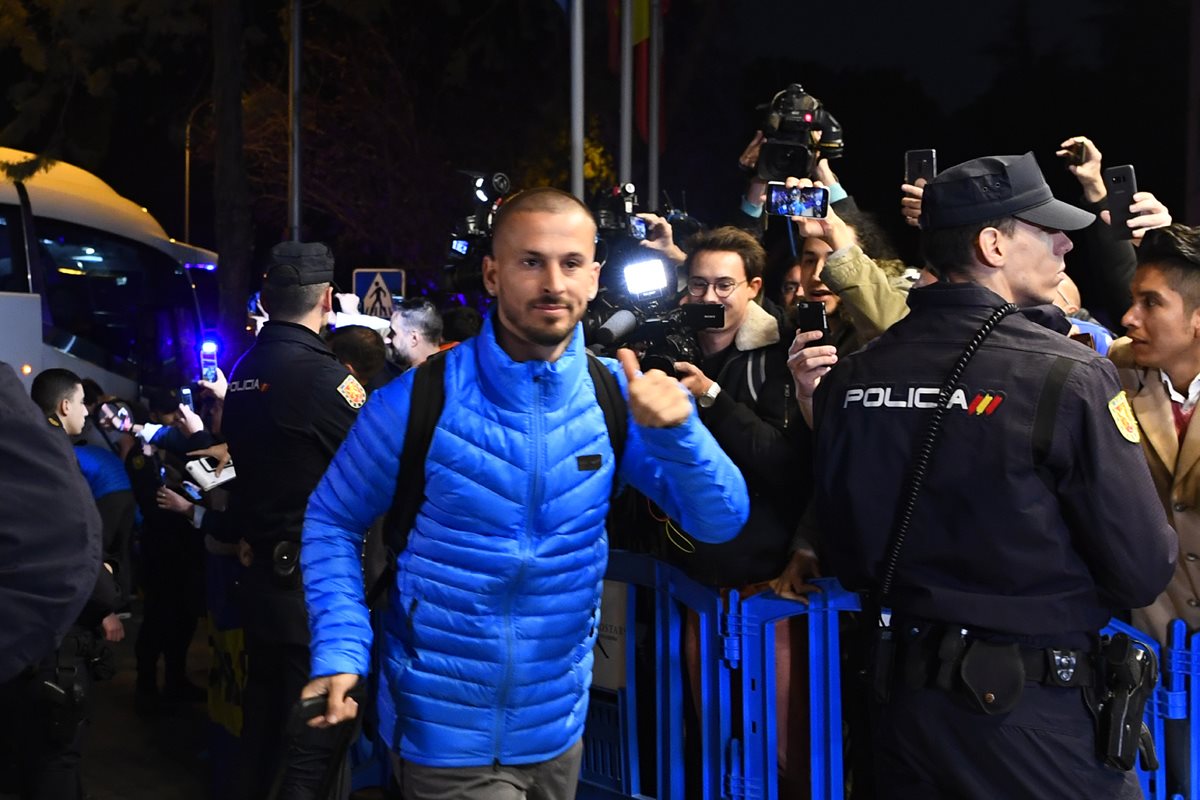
[17,0,1192,284]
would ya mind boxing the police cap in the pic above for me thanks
[920,152,1094,232]
[264,241,335,287]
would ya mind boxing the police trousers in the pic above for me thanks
[871,682,1141,799]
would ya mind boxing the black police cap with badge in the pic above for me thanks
[920,152,1095,232]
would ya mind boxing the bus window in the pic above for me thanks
[0,210,24,293]
[34,217,202,388]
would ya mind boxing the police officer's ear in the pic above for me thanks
[320,285,335,313]
[976,226,1007,269]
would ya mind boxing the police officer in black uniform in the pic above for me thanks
[811,153,1177,798]
[221,241,365,800]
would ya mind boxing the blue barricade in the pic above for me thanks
[579,551,859,800]
[581,552,1197,800]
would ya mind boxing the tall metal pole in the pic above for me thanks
[570,0,584,200]
[647,0,663,212]
[287,0,302,240]
[618,0,633,185]
[184,108,195,243]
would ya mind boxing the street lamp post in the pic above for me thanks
[183,101,207,243]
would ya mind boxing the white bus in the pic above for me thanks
[0,147,218,397]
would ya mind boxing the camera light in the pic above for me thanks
[803,113,813,123]
[475,189,490,203]
[451,239,470,256]
[623,258,669,296]
[201,340,219,355]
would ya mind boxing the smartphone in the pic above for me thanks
[200,343,219,383]
[1104,165,1137,240]
[180,386,194,412]
[765,183,830,218]
[794,301,830,345]
[628,216,648,240]
[904,149,937,184]
[1063,141,1086,166]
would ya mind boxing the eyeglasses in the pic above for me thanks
[686,278,747,299]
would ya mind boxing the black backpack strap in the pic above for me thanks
[364,351,448,608]
[586,352,627,486]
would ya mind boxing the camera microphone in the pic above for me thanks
[595,309,639,346]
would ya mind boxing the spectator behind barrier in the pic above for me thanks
[671,225,815,793]
[326,324,391,393]
[387,297,443,370]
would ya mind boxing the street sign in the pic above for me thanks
[352,269,406,319]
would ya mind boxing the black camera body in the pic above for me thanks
[441,170,510,294]
[757,84,844,181]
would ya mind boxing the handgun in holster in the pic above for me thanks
[1096,633,1158,772]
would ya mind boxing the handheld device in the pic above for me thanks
[765,183,830,218]
[200,342,219,384]
[628,216,648,240]
[904,149,937,184]
[1103,165,1138,240]
[180,386,194,412]
[794,300,830,345]
[1063,141,1087,167]
[185,456,237,491]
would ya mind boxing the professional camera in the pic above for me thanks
[757,83,844,181]
[441,170,510,294]
[583,183,723,374]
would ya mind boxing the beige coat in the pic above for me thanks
[1110,338,1200,644]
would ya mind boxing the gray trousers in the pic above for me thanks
[394,738,583,800]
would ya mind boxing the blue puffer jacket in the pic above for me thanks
[302,315,748,767]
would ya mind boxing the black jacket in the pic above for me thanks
[665,301,811,587]
[814,283,1176,643]
[221,321,362,548]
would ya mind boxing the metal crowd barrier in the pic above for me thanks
[578,551,1193,800]
[578,550,860,800]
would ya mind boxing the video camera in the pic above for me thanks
[583,183,723,374]
[757,83,844,181]
[441,170,510,294]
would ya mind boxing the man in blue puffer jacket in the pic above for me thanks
[300,187,749,798]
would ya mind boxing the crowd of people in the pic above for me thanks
[3,125,1199,800]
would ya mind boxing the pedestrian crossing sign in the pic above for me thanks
[352,269,406,319]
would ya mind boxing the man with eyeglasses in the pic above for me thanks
[672,225,814,792]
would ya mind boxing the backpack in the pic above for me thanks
[365,348,628,606]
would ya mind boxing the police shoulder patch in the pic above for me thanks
[336,375,367,409]
[1108,390,1140,443]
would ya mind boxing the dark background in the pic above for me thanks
[1,0,1195,301]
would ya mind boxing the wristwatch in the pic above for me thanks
[698,382,722,408]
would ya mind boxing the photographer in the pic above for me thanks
[669,226,815,793]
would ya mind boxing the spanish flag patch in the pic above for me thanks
[336,375,367,409]
[1107,390,1140,444]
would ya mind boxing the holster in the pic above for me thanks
[1094,633,1158,772]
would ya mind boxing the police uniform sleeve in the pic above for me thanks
[0,363,103,681]
[1051,357,1177,608]
[302,370,414,679]
[310,365,366,458]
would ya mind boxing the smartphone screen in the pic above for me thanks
[628,216,648,240]
[904,149,937,184]
[200,344,219,383]
[794,301,830,345]
[1104,165,1137,240]
[180,387,194,412]
[765,184,830,218]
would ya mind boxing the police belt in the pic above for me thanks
[897,623,1096,690]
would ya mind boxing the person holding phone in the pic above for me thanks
[814,152,1175,797]
[665,226,815,792]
